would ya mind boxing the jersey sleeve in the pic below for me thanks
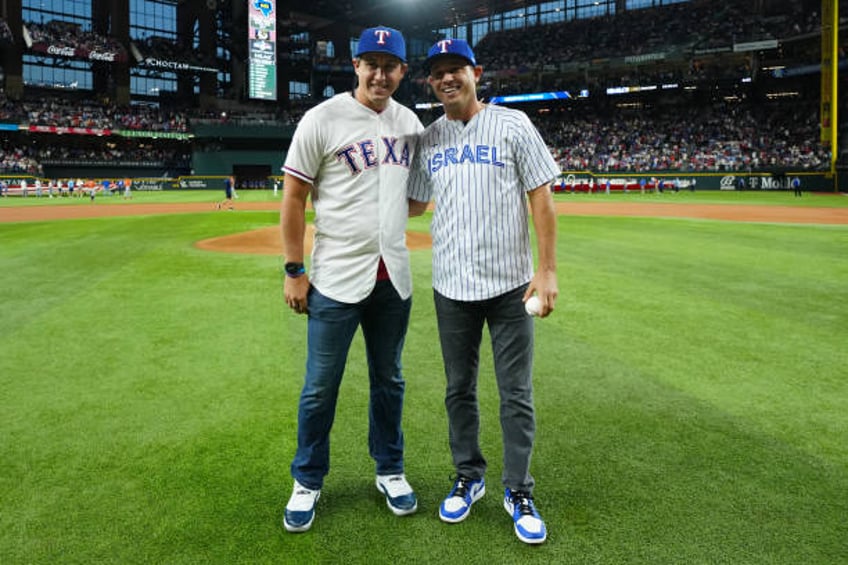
[512,111,561,192]
[407,133,432,203]
[283,109,323,184]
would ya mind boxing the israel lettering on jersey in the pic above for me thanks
[409,104,560,301]
[426,143,505,174]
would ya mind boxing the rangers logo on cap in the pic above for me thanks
[355,26,407,62]
[425,38,477,69]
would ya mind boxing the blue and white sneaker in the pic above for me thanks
[503,488,547,544]
[439,475,486,523]
[283,480,320,533]
[376,474,418,516]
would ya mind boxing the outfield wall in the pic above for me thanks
[555,171,839,192]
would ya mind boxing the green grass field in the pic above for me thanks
[2,191,847,563]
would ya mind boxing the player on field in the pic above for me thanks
[280,25,424,533]
[216,176,235,210]
[409,38,559,545]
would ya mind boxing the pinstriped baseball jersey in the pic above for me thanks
[408,104,559,301]
[284,93,423,303]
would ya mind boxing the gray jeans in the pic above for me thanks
[434,285,536,493]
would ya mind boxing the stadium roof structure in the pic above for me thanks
[285,0,532,34]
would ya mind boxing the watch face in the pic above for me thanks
[285,262,304,275]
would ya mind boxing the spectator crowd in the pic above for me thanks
[0,138,190,175]
[0,142,42,175]
[470,0,821,79]
[536,99,831,172]
[401,0,829,103]
[1,94,831,174]
[0,93,188,132]
[0,0,840,176]
[132,35,216,68]
[26,20,126,57]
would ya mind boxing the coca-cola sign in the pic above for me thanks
[31,42,127,63]
[89,51,116,62]
[45,44,75,57]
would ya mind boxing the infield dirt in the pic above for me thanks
[2,200,845,256]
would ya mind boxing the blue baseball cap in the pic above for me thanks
[355,26,406,62]
[425,38,477,69]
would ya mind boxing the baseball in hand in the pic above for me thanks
[525,296,542,317]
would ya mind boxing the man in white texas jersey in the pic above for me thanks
[408,39,559,545]
[280,25,423,533]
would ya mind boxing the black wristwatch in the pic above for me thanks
[284,262,306,278]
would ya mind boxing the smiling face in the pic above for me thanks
[427,55,483,121]
[353,53,407,112]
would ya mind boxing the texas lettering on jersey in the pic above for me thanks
[427,144,505,175]
[335,136,411,175]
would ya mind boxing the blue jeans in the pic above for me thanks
[291,281,411,490]
[434,285,537,493]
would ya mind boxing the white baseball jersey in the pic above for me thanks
[284,93,423,303]
[409,104,559,301]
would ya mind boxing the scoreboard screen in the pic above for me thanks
[248,0,277,101]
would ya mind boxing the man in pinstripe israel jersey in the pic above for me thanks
[280,25,424,533]
[409,38,559,545]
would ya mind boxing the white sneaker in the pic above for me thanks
[376,474,418,516]
[283,480,321,533]
[439,476,486,523]
[504,488,547,544]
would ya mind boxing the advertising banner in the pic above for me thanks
[30,42,128,63]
